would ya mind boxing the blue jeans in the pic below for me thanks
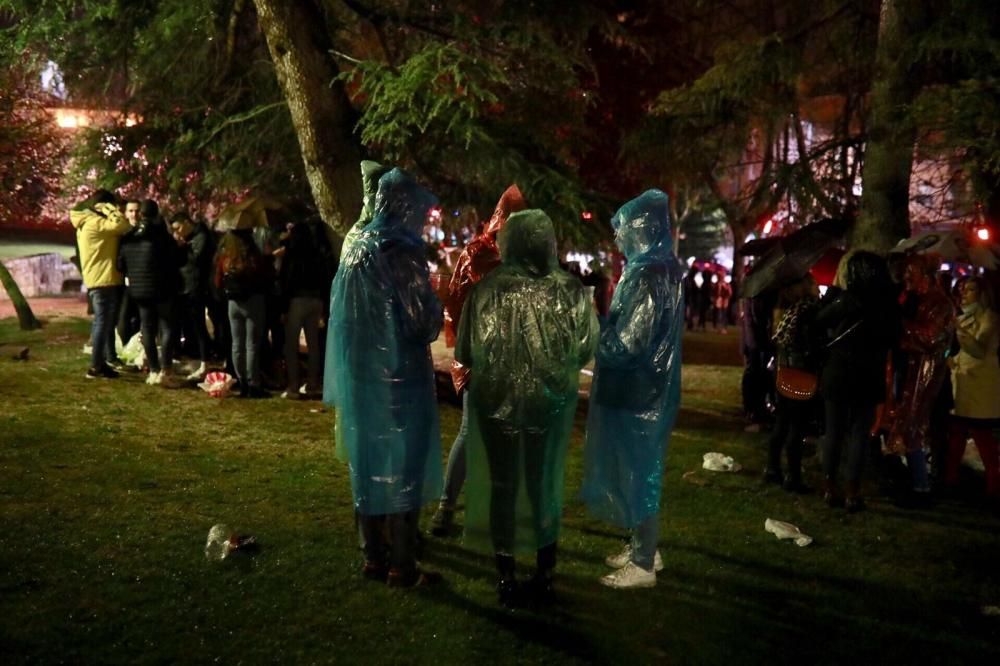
[229,294,265,387]
[630,514,660,572]
[440,390,469,507]
[89,286,120,370]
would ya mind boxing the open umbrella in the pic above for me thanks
[215,196,284,232]
[739,218,848,298]
[890,229,999,270]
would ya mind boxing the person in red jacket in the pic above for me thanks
[430,185,526,537]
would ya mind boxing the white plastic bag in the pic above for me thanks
[702,452,742,472]
[119,332,146,369]
[764,518,813,547]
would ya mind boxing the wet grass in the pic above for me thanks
[0,317,998,664]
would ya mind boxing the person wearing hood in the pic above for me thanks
[430,184,527,537]
[886,254,955,507]
[117,199,182,386]
[325,168,444,588]
[580,189,684,590]
[457,208,598,607]
[70,189,130,379]
[338,160,392,262]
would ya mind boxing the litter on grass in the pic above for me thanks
[765,518,813,547]
[702,452,742,472]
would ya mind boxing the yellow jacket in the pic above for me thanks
[70,203,131,288]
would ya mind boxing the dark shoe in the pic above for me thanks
[783,476,813,495]
[429,505,454,538]
[386,567,442,588]
[894,490,933,510]
[845,496,867,513]
[496,576,521,608]
[524,573,556,607]
[86,365,119,379]
[361,560,388,582]
[247,386,271,399]
[762,468,784,486]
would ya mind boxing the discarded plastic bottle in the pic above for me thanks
[205,524,234,561]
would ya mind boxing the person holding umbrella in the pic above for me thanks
[814,251,900,512]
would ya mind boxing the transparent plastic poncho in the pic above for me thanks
[323,168,444,515]
[456,209,598,554]
[580,189,684,529]
[444,184,526,391]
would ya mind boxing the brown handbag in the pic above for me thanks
[776,366,818,400]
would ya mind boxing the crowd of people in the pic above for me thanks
[750,250,1000,511]
[684,265,733,332]
[70,190,336,399]
[68,161,999,609]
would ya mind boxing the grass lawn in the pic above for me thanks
[1,317,998,664]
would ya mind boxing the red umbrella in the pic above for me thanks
[810,247,845,287]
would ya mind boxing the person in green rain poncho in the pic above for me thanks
[456,209,598,607]
[325,168,444,587]
[580,189,684,590]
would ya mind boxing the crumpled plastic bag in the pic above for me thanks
[118,332,146,369]
[198,371,236,398]
[702,452,742,472]
[764,518,813,547]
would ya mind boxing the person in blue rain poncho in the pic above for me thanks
[580,189,684,590]
[323,160,391,405]
[456,209,598,607]
[325,168,444,587]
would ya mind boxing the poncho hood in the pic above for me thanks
[484,184,526,239]
[360,160,390,224]
[498,208,558,277]
[611,189,673,261]
[370,168,438,238]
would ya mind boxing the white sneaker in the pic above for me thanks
[600,561,656,589]
[605,544,664,572]
[185,362,207,381]
[145,371,162,385]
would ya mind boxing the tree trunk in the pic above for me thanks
[851,0,925,252]
[253,0,364,238]
[0,261,42,330]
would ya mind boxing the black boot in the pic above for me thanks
[495,553,519,608]
[526,543,557,607]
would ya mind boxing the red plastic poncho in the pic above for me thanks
[444,184,526,393]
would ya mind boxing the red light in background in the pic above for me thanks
[762,219,773,235]
[975,227,991,241]
[581,211,593,220]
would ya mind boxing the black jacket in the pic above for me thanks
[178,223,213,297]
[117,220,180,302]
[814,289,900,404]
[278,222,336,304]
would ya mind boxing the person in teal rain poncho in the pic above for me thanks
[325,168,443,587]
[456,209,598,606]
[340,160,391,261]
[580,189,683,590]
[323,160,391,406]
